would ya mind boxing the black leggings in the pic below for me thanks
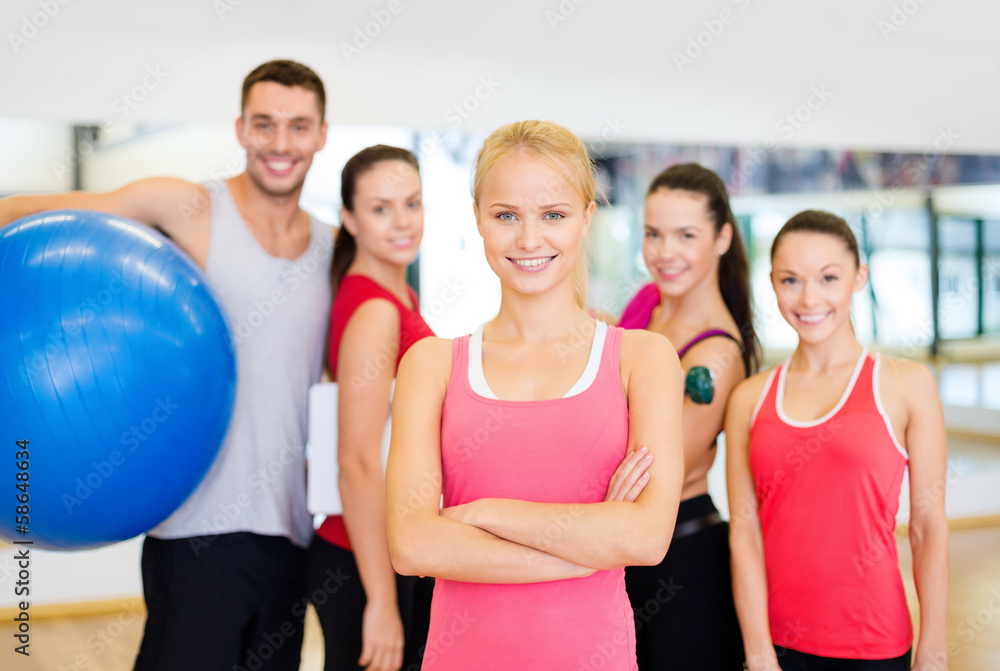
[306,535,433,671]
[776,646,912,670]
[625,494,744,670]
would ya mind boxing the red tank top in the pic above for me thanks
[316,274,434,550]
[749,351,911,659]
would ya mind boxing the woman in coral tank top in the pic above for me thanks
[726,211,950,671]
[386,120,685,671]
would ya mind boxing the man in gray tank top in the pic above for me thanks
[0,60,332,671]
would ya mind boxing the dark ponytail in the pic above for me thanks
[648,163,760,376]
[332,144,421,290]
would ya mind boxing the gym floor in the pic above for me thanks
[1,510,998,670]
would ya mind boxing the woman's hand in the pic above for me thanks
[744,648,782,671]
[911,649,949,670]
[440,446,651,526]
[358,598,405,671]
[604,445,652,502]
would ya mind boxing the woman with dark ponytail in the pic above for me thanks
[307,145,434,671]
[617,163,758,670]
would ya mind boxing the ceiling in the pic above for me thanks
[2,0,998,154]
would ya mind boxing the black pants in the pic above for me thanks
[134,532,308,671]
[625,494,745,670]
[776,646,912,670]
[306,535,433,671]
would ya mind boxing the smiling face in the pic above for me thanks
[642,187,732,298]
[236,81,328,197]
[475,152,594,300]
[342,160,423,267]
[770,231,868,343]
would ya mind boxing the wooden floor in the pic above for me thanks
[2,526,999,670]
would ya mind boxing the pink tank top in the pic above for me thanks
[749,351,911,659]
[425,323,636,671]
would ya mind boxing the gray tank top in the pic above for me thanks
[150,182,333,548]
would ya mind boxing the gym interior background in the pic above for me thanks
[1,1,998,669]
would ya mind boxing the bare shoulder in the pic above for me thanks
[729,366,775,415]
[114,177,212,254]
[620,328,678,368]
[339,299,402,364]
[681,335,746,376]
[346,297,400,330]
[132,176,207,197]
[398,337,455,382]
[876,354,939,404]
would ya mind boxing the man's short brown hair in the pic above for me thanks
[241,60,326,120]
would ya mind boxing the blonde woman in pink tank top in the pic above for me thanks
[726,211,949,671]
[386,121,685,671]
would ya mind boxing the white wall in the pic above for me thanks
[2,1,999,153]
[0,539,142,608]
[0,119,75,194]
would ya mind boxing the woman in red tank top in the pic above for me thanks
[726,211,950,671]
[386,121,685,670]
[305,145,434,671]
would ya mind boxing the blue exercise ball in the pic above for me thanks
[0,210,236,551]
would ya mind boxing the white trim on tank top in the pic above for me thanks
[775,348,868,428]
[872,354,909,461]
[468,320,608,400]
[749,366,779,431]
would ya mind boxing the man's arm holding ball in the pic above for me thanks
[0,177,211,266]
